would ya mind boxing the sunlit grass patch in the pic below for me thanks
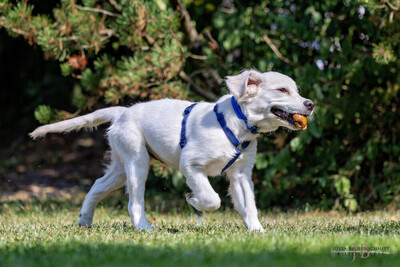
[0,201,399,267]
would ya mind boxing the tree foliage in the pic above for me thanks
[1,0,399,211]
[193,0,400,211]
[1,0,187,121]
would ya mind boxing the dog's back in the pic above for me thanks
[107,99,194,168]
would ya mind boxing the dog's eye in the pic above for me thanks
[277,88,288,93]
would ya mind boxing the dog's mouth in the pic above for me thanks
[271,108,308,126]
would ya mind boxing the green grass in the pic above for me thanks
[0,200,399,267]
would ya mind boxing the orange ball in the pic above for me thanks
[293,114,308,130]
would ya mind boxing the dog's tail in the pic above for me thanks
[29,106,127,139]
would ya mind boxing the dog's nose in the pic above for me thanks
[303,100,314,111]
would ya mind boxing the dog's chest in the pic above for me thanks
[203,149,247,177]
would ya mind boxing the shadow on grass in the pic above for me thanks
[0,242,398,267]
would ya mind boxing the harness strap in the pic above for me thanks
[180,103,198,148]
[213,104,240,147]
[180,100,256,174]
[213,103,253,174]
[231,96,259,134]
[221,149,242,173]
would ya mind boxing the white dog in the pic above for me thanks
[30,69,314,232]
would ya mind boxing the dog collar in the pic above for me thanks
[230,96,259,134]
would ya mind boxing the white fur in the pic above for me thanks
[30,70,313,232]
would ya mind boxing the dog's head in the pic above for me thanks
[226,69,314,132]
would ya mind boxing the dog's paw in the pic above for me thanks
[249,226,266,233]
[186,192,221,211]
[246,221,265,232]
[78,213,93,227]
[135,223,154,231]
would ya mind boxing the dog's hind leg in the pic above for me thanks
[108,117,152,231]
[124,152,153,231]
[78,154,126,227]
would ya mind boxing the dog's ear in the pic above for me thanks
[225,70,263,99]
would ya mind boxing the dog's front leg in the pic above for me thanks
[227,167,265,232]
[180,165,221,212]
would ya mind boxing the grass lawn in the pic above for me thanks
[0,199,399,267]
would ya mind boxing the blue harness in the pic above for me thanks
[179,103,198,149]
[180,96,259,174]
